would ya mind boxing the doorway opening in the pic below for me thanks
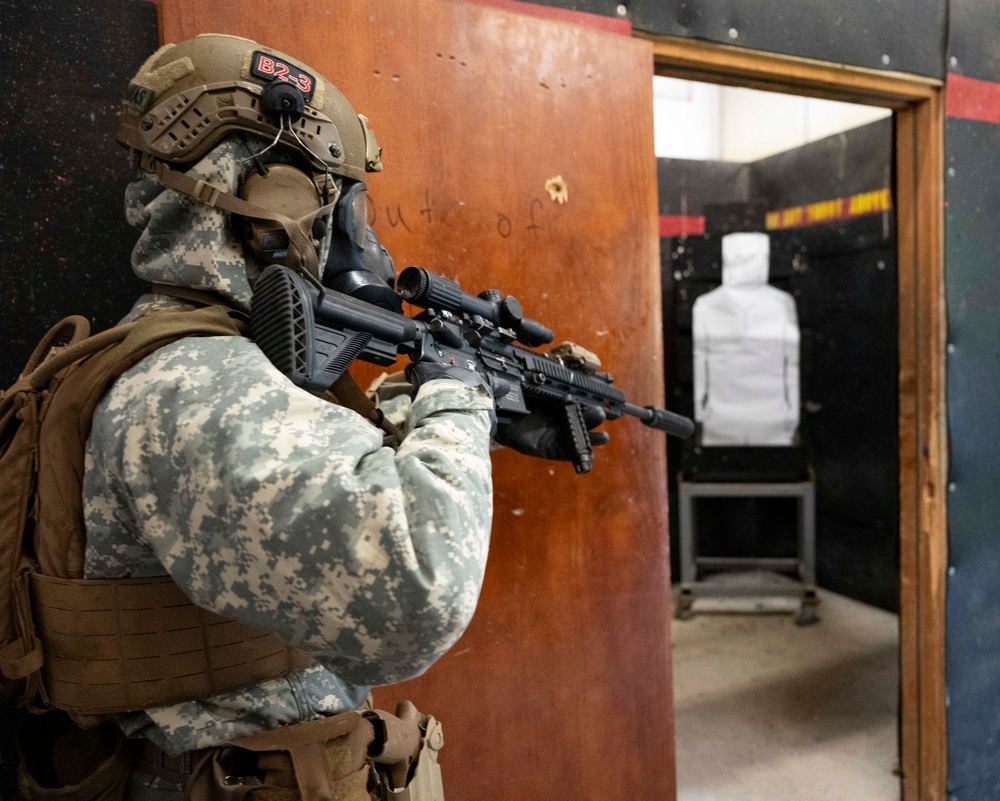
[645,36,945,801]
[656,76,897,800]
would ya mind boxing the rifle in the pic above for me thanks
[251,264,694,474]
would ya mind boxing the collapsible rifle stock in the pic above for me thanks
[251,264,693,473]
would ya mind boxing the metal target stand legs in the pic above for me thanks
[675,469,819,626]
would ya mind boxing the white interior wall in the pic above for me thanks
[719,88,807,162]
[653,77,891,162]
[802,97,892,143]
[653,76,722,161]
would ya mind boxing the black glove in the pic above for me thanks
[405,362,497,432]
[494,403,610,462]
[406,362,488,395]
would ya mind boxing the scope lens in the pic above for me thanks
[396,267,428,302]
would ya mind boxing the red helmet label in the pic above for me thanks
[250,51,315,101]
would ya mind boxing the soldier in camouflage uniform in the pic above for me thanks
[79,36,494,799]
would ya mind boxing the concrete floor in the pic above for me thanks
[672,586,900,801]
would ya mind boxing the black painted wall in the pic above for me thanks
[0,0,154,389]
[947,0,1000,83]
[943,2,1000,798]
[661,119,899,612]
[529,0,947,78]
[940,119,1000,799]
[0,1,159,794]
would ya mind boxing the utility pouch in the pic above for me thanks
[16,713,131,801]
[186,713,374,801]
[371,716,444,801]
[183,703,443,801]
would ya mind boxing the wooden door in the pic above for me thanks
[160,2,674,797]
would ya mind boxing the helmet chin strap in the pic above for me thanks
[144,154,337,278]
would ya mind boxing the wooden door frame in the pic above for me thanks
[642,35,947,801]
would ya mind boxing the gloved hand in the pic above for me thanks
[493,403,610,461]
[406,362,489,396]
[405,361,497,432]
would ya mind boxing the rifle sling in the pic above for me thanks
[327,374,404,445]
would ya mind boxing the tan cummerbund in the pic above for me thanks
[30,572,314,715]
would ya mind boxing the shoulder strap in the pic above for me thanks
[0,316,137,706]
[34,305,247,581]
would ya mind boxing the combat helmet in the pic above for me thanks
[117,33,382,276]
[118,33,381,179]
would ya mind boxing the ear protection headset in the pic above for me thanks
[238,159,332,270]
[222,80,334,275]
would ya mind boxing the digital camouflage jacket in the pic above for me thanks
[82,139,494,755]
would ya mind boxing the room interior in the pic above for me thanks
[5,2,1000,800]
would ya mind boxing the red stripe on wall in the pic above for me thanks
[458,0,632,35]
[947,74,1000,124]
[659,215,705,238]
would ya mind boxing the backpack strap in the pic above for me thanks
[0,318,124,425]
[33,306,245,581]
[21,316,92,375]
[0,317,137,708]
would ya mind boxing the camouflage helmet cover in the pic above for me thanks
[117,33,382,180]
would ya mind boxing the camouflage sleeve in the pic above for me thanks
[87,336,494,685]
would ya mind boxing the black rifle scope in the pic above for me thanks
[397,266,554,348]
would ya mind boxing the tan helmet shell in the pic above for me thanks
[117,33,382,181]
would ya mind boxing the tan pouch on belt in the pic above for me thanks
[365,702,443,801]
[186,713,374,801]
[370,716,443,801]
[184,703,445,801]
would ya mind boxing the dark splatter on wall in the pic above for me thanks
[0,1,158,794]
[0,0,157,389]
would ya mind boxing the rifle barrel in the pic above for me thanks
[621,402,695,439]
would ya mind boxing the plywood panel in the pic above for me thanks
[159,2,672,799]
